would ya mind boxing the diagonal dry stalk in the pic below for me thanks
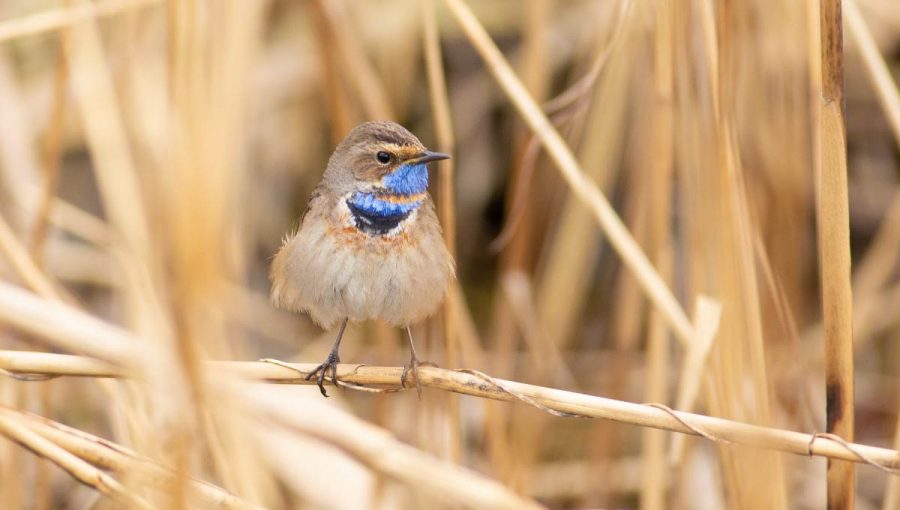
[2,350,898,475]
[441,0,698,349]
[0,277,547,509]
[0,406,262,510]
[844,0,900,313]
[0,412,154,510]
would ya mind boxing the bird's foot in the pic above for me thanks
[306,351,341,397]
[400,356,437,399]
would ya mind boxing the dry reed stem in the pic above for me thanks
[0,214,63,302]
[0,412,154,510]
[309,0,356,140]
[642,4,675,504]
[442,0,697,349]
[817,0,856,506]
[39,192,111,246]
[542,0,632,114]
[64,0,154,274]
[29,23,68,259]
[2,350,898,474]
[695,0,787,503]
[0,54,40,234]
[0,0,161,43]
[421,0,462,463]
[314,0,394,120]
[0,406,264,510]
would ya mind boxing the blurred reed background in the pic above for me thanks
[0,0,898,508]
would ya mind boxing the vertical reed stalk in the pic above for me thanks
[29,25,68,260]
[816,0,856,507]
[308,1,356,140]
[421,0,462,462]
[640,2,674,507]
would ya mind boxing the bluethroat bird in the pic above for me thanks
[270,121,455,397]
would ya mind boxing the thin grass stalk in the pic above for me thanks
[313,0,393,120]
[536,1,633,356]
[640,2,675,506]
[442,0,698,350]
[496,1,564,491]
[64,1,152,259]
[481,12,549,480]
[0,214,63,302]
[39,194,111,246]
[166,2,274,504]
[0,54,40,235]
[480,0,567,481]
[486,0,549,462]
[677,0,787,504]
[421,0,462,463]
[62,12,180,469]
[28,25,68,260]
[843,0,900,144]
[817,0,856,506]
[843,0,900,304]
[307,1,356,142]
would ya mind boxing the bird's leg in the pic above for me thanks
[306,318,349,397]
[400,327,436,398]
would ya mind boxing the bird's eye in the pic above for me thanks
[376,151,392,164]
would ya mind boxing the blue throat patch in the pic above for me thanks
[382,163,428,195]
[347,192,422,217]
[347,192,421,235]
[345,163,429,234]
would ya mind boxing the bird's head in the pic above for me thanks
[323,121,449,197]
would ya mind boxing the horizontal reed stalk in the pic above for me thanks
[1,350,897,474]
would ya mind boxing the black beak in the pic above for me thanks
[416,150,451,164]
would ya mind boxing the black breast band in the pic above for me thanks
[347,200,411,235]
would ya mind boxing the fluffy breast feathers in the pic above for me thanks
[270,192,455,329]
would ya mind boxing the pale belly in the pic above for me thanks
[271,209,454,329]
